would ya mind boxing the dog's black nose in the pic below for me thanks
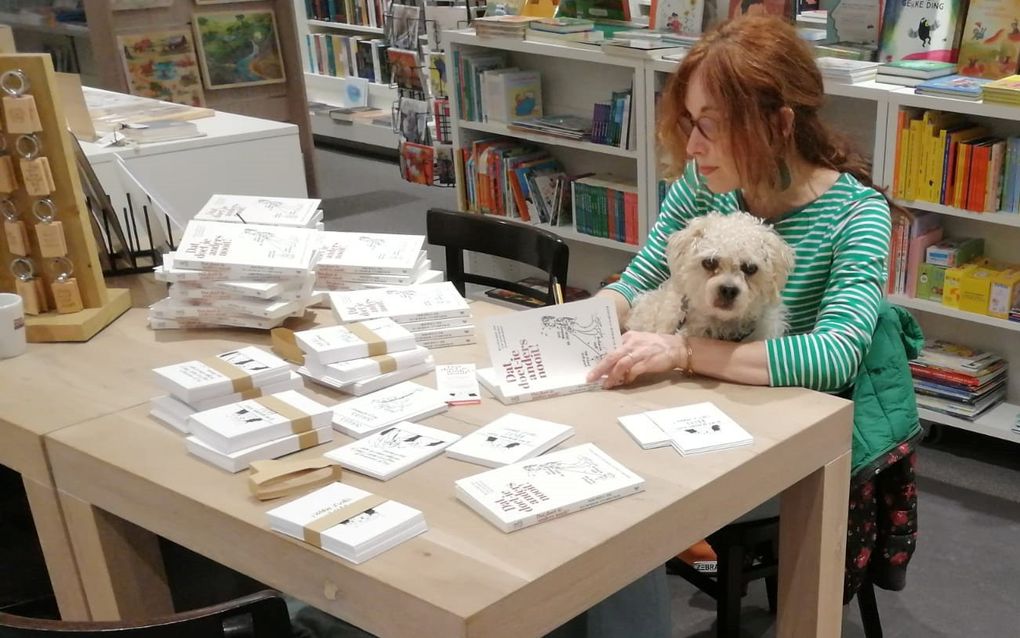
[718,285,739,301]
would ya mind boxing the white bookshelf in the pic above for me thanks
[307,19,384,35]
[895,199,1020,229]
[888,296,1020,334]
[918,403,1018,443]
[458,120,640,158]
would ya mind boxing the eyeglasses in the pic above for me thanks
[678,113,720,142]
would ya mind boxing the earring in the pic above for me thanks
[777,158,792,191]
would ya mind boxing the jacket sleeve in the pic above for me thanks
[765,197,892,392]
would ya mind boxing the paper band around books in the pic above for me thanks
[371,353,398,374]
[254,395,313,434]
[346,322,387,356]
[203,356,256,393]
[296,430,321,449]
[270,327,305,365]
[302,494,389,548]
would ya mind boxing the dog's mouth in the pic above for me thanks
[712,298,736,311]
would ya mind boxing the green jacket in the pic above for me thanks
[848,302,924,472]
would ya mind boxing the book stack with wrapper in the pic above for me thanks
[315,232,442,294]
[617,403,753,456]
[445,413,574,468]
[331,381,449,438]
[294,319,435,395]
[150,220,321,330]
[183,390,334,473]
[326,421,461,480]
[193,194,324,230]
[329,281,475,349]
[149,346,300,433]
[267,482,427,564]
[455,443,645,533]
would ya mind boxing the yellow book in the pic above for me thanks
[896,119,910,200]
[519,0,558,17]
[908,118,925,200]
[954,140,972,209]
[925,113,962,202]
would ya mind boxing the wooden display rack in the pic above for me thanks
[0,54,131,342]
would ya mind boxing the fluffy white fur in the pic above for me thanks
[626,212,796,342]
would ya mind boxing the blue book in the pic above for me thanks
[915,74,992,100]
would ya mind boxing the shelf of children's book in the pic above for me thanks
[305,72,395,95]
[897,199,1020,229]
[891,88,1020,121]
[445,30,644,68]
[889,295,1020,334]
[458,120,639,158]
[918,402,1020,443]
[308,19,385,35]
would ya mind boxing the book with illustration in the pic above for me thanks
[956,0,1020,79]
[650,0,704,35]
[326,421,461,480]
[877,0,966,63]
[295,318,417,365]
[446,413,575,467]
[330,381,449,437]
[300,355,436,396]
[644,402,754,455]
[187,390,333,454]
[302,346,430,385]
[172,221,319,279]
[193,195,322,228]
[153,346,292,403]
[185,426,332,473]
[330,281,471,324]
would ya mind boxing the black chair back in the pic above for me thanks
[426,208,569,306]
[0,591,291,638]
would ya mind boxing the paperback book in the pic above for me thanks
[300,355,436,396]
[186,426,332,473]
[317,231,426,276]
[173,221,320,280]
[445,413,574,467]
[476,366,601,404]
[187,390,333,454]
[294,318,417,365]
[150,371,303,431]
[330,282,471,324]
[455,442,645,532]
[645,402,754,455]
[330,381,449,437]
[617,412,672,449]
[434,363,482,405]
[325,421,461,480]
[193,195,323,228]
[152,346,292,403]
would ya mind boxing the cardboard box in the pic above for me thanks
[926,237,985,268]
[959,266,1001,315]
[942,261,986,308]
[917,263,946,301]
[989,269,1020,319]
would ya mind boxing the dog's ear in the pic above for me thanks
[761,228,796,298]
[666,215,711,268]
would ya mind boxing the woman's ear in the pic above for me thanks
[779,106,795,140]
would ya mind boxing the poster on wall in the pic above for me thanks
[117,29,206,106]
[193,10,287,89]
[112,0,173,10]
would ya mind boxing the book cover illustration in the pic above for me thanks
[484,296,621,391]
[326,421,459,478]
[387,48,424,92]
[956,0,1020,79]
[398,98,430,145]
[195,195,320,227]
[400,142,435,185]
[175,222,315,272]
[826,0,882,45]
[333,282,468,322]
[447,413,573,465]
[386,2,421,50]
[118,29,205,106]
[728,0,793,20]
[331,382,447,434]
[650,0,705,35]
[434,145,456,186]
[646,402,753,454]
[503,72,542,121]
[878,0,966,63]
[428,52,448,98]
[916,73,993,94]
[318,232,424,269]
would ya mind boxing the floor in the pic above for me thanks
[2,145,1019,637]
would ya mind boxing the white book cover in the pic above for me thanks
[330,282,470,324]
[645,402,753,455]
[147,312,286,331]
[316,266,442,292]
[173,221,318,278]
[295,318,417,365]
[171,273,315,304]
[152,372,303,416]
[317,258,427,285]
[446,413,575,468]
[154,253,204,283]
[398,315,469,333]
[194,194,322,228]
[148,299,300,327]
[415,333,478,349]
[305,346,429,384]
[617,413,672,450]
[150,407,189,433]
[266,482,426,564]
[455,443,645,533]
[325,421,461,480]
[318,231,426,275]
[476,367,601,406]
[331,381,449,438]
[434,364,482,405]
[484,297,620,397]
[188,390,333,454]
[176,297,310,320]
[300,356,435,396]
[153,346,292,403]
[185,426,332,473]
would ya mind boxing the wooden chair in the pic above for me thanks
[0,590,291,637]
[425,208,569,306]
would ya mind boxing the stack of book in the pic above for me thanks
[476,297,619,404]
[981,75,1020,105]
[151,220,320,330]
[573,174,640,245]
[326,421,461,480]
[445,413,575,467]
[330,381,449,438]
[150,346,302,434]
[473,15,539,39]
[914,75,992,102]
[305,34,390,85]
[600,38,687,59]
[525,17,602,45]
[192,194,324,229]
[617,403,754,455]
[267,482,426,564]
[590,88,633,150]
[876,60,955,87]
[455,442,644,532]
[293,318,434,395]
[329,281,475,349]
[315,231,441,293]
[509,114,590,140]
[816,57,882,84]
[1011,301,1020,323]
[910,340,1008,421]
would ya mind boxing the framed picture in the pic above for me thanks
[118,29,206,106]
[193,10,287,89]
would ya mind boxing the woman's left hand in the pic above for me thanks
[587,331,686,389]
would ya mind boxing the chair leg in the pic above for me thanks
[715,542,744,638]
[764,574,778,615]
[857,578,884,638]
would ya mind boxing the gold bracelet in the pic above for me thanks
[682,338,695,377]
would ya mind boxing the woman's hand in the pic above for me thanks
[587,331,686,389]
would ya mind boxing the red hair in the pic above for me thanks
[658,16,874,192]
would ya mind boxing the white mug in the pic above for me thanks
[0,293,27,359]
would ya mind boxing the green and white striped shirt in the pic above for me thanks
[607,162,892,393]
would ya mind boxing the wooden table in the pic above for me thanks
[39,302,852,636]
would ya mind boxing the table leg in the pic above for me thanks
[777,451,851,638]
[57,491,173,621]
[21,477,90,620]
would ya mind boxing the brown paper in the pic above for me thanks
[35,221,67,258]
[271,327,305,365]
[372,353,398,374]
[203,356,255,393]
[346,322,387,356]
[52,278,83,314]
[302,494,389,547]
[254,395,313,434]
[248,458,341,501]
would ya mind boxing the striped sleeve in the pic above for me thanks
[766,197,891,392]
[605,164,701,305]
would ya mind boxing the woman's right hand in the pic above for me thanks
[587,331,687,389]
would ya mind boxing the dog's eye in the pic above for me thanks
[741,263,758,276]
[701,258,718,272]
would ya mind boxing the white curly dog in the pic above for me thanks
[625,212,796,342]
